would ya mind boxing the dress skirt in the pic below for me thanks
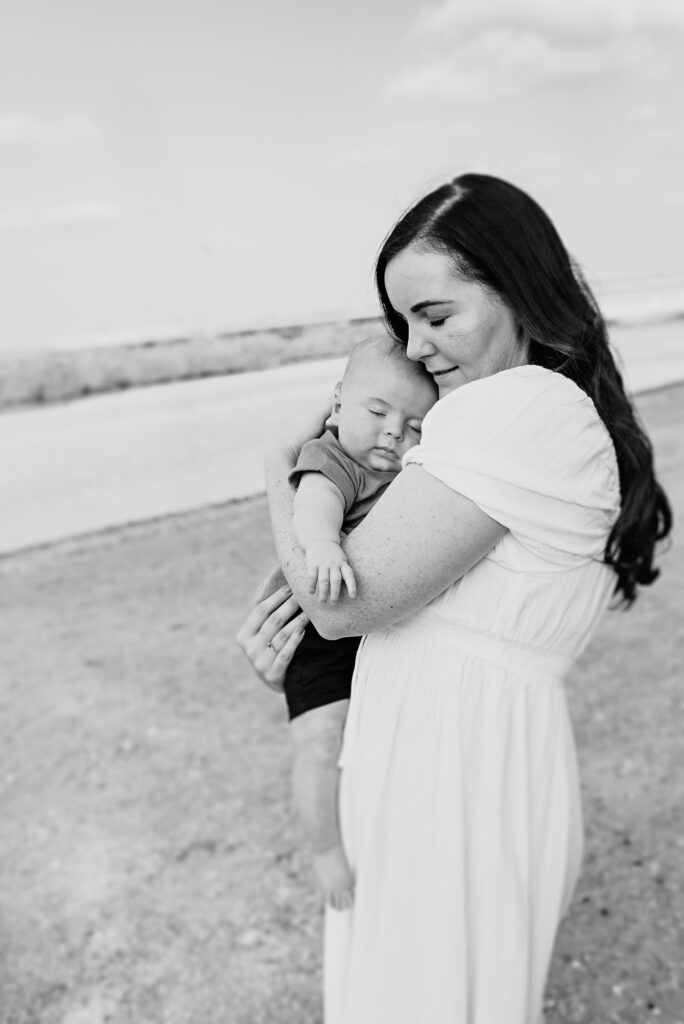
[322,365,621,1023]
[324,619,584,1024]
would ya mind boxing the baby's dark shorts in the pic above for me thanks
[283,621,361,721]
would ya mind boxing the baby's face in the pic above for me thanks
[335,362,436,473]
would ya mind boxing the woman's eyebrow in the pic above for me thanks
[410,299,451,313]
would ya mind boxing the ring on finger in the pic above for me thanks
[266,640,276,651]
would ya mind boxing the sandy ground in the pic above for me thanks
[1,384,683,1024]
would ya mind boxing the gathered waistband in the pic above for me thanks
[388,615,574,683]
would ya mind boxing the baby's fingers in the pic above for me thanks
[317,569,330,603]
[328,566,343,604]
[307,563,319,595]
[341,563,357,599]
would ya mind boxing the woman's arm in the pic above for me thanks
[266,446,506,640]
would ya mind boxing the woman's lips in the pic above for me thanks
[431,365,459,377]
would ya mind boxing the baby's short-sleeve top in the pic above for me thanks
[289,428,396,532]
[261,430,397,602]
[403,366,620,568]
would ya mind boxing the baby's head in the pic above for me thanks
[330,335,438,473]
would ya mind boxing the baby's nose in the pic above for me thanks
[383,419,403,439]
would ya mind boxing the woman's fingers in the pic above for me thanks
[254,612,308,693]
[235,582,309,692]
[237,585,307,655]
[258,595,303,644]
[242,590,302,645]
[235,585,304,687]
[271,617,307,669]
[236,584,291,642]
[270,610,309,651]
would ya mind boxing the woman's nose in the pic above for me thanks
[406,324,434,363]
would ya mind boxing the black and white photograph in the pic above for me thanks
[1,2,682,1022]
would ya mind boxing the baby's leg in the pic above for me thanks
[290,699,352,910]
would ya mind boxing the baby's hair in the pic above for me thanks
[343,335,437,393]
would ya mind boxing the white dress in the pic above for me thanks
[324,366,621,1024]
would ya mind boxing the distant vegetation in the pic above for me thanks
[0,317,388,411]
[1,305,681,412]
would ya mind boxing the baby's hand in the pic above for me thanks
[305,541,357,602]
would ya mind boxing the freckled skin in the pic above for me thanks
[384,246,529,397]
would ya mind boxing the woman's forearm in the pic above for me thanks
[266,450,505,641]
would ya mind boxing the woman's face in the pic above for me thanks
[384,244,528,396]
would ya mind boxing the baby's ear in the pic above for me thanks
[329,381,343,426]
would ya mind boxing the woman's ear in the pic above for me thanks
[329,382,343,426]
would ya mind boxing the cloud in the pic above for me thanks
[0,114,100,147]
[388,28,655,100]
[388,0,679,103]
[0,201,120,232]
[412,0,684,39]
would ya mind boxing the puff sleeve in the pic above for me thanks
[402,366,620,565]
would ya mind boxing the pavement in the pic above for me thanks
[2,319,682,555]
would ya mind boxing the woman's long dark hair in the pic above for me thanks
[375,173,672,605]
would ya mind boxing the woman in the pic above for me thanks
[236,174,671,1023]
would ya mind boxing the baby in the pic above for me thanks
[264,335,437,909]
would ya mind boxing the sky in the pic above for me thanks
[0,0,683,351]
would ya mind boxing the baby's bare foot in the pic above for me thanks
[313,844,354,911]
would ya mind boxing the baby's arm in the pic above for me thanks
[293,473,357,602]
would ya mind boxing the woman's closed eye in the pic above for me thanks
[429,317,447,327]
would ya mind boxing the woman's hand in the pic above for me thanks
[235,584,309,692]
